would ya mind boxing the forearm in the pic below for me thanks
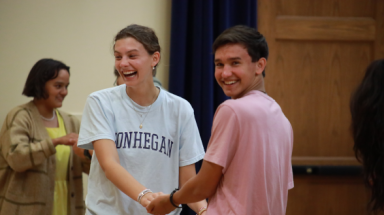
[4,138,55,172]
[178,166,208,213]
[102,157,146,200]
[94,140,147,201]
[52,138,60,147]
[175,160,223,205]
[1,110,56,172]
[174,176,212,205]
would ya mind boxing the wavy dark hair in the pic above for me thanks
[350,59,384,212]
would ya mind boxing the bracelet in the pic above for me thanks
[198,206,207,215]
[137,189,152,204]
[170,188,182,208]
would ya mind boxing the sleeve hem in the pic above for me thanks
[179,152,205,167]
[203,156,225,169]
[288,181,294,190]
[77,134,115,150]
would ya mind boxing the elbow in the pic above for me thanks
[5,153,31,173]
[104,168,113,181]
[3,143,41,172]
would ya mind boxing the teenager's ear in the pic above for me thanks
[151,52,161,67]
[255,58,267,76]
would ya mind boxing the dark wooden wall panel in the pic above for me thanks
[269,42,371,157]
[277,0,376,17]
[258,0,384,214]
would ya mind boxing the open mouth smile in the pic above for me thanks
[224,81,237,85]
[123,71,137,78]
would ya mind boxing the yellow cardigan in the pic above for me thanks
[0,101,90,215]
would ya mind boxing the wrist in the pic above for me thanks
[170,188,182,208]
[52,138,60,146]
[173,191,181,205]
[137,189,152,204]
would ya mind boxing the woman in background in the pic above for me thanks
[0,58,90,215]
[350,59,384,213]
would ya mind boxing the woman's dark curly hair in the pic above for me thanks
[350,59,384,212]
[22,58,70,99]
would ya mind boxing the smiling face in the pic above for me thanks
[214,43,266,99]
[43,69,69,109]
[114,37,159,89]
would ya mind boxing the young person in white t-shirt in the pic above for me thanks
[78,24,207,215]
[147,25,294,215]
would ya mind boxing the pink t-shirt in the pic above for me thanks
[204,90,294,215]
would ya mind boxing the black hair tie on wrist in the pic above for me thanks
[170,188,182,208]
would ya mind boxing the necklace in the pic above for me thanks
[40,110,56,121]
[129,89,159,129]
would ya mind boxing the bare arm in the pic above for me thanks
[93,139,160,207]
[175,160,222,204]
[179,164,207,213]
[52,133,78,147]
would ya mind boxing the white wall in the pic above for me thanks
[0,0,172,124]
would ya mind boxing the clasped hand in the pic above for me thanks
[139,192,163,208]
[146,194,176,215]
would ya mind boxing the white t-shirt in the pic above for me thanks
[78,85,205,215]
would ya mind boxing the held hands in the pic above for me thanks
[146,194,176,215]
[139,192,163,207]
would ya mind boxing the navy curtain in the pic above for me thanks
[168,1,257,214]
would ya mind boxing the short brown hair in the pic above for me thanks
[213,25,268,77]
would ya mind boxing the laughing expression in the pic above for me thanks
[114,37,159,88]
[214,43,263,99]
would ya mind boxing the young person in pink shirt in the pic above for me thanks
[147,25,294,215]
